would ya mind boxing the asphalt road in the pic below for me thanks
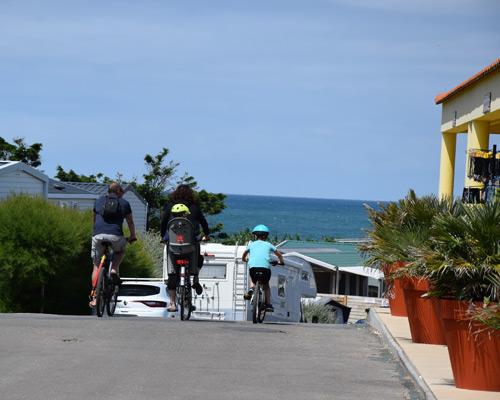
[0,314,424,400]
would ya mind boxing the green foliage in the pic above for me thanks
[358,189,454,268]
[0,194,156,314]
[136,230,164,278]
[302,301,338,324]
[0,194,92,313]
[134,148,179,229]
[118,233,157,280]
[55,165,112,183]
[417,200,500,303]
[0,137,43,167]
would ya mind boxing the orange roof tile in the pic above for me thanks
[435,57,500,105]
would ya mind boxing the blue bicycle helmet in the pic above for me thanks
[252,224,269,234]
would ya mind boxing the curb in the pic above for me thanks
[367,308,437,400]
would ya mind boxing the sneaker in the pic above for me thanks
[265,304,274,312]
[192,277,203,295]
[244,289,254,300]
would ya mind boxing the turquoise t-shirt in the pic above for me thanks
[245,240,276,269]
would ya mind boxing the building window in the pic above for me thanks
[278,274,286,298]
[300,270,309,281]
[199,264,226,279]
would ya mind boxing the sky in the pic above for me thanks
[1,0,499,201]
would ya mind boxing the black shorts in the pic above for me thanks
[250,268,271,285]
[167,252,204,290]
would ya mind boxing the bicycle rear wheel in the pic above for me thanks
[95,267,106,318]
[106,282,118,316]
[179,278,192,320]
[257,285,266,323]
[252,282,261,324]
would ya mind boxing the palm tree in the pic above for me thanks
[416,200,500,303]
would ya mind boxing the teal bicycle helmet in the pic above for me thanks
[252,224,269,234]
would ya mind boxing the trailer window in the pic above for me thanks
[300,270,309,281]
[199,264,226,279]
[278,274,286,298]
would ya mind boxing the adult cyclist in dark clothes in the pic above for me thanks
[160,184,210,296]
[90,182,136,308]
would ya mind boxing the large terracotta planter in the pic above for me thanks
[438,299,500,391]
[401,277,446,345]
[385,262,407,317]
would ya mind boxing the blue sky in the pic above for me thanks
[1,0,499,201]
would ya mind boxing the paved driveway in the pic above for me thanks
[0,314,423,400]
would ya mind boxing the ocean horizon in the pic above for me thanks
[206,193,383,241]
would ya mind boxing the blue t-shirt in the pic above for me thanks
[245,240,276,269]
[92,195,132,237]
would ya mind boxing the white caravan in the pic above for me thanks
[191,243,317,322]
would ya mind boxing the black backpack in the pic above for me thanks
[98,196,122,218]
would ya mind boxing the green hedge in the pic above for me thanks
[0,194,155,315]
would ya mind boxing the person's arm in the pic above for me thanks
[242,250,249,262]
[125,213,136,243]
[274,250,284,265]
[194,206,210,240]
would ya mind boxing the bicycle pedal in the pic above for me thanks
[190,305,196,312]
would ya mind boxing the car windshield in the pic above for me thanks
[118,285,161,297]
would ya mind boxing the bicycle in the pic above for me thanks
[250,261,282,324]
[175,258,194,320]
[90,238,135,317]
[251,270,267,323]
[165,217,200,321]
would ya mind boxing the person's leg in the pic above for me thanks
[264,284,271,304]
[167,269,179,311]
[89,264,99,307]
[110,236,128,275]
[110,250,125,274]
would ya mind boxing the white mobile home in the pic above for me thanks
[189,243,317,322]
[0,161,48,201]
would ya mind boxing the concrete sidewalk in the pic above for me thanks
[369,307,500,400]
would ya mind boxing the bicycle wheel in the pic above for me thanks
[179,277,192,321]
[252,282,260,324]
[95,267,106,318]
[257,285,266,323]
[106,282,118,316]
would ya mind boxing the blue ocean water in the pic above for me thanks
[206,194,383,241]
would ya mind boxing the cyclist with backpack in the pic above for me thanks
[90,182,136,308]
[242,225,284,312]
[160,185,210,297]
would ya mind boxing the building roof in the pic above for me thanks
[65,182,147,206]
[435,57,500,105]
[278,240,369,269]
[48,179,98,196]
[0,161,48,182]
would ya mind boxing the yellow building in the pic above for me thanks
[436,58,500,202]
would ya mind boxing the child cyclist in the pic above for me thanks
[242,224,284,312]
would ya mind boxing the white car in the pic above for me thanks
[115,281,172,317]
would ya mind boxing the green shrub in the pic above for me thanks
[0,194,92,313]
[0,194,156,315]
[302,300,338,324]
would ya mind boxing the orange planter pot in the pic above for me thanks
[401,277,446,345]
[387,278,408,317]
[438,299,500,391]
[385,262,408,317]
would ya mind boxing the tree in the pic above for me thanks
[55,147,227,231]
[133,148,179,229]
[55,165,112,183]
[0,137,43,167]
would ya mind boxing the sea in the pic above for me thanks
[205,194,384,241]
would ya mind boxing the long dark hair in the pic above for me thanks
[170,184,197,204]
